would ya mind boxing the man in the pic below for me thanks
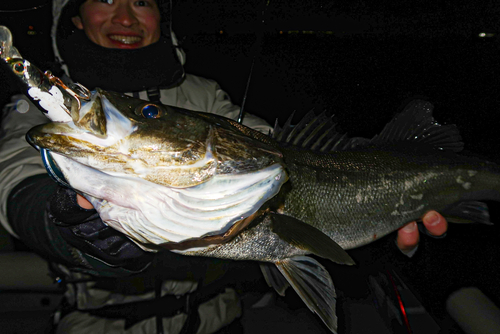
[0,0,447,332]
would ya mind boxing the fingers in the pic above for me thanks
[421,211,448,237]
[76,194,94,209]
[396,211,448,256]
[397,221,419,253]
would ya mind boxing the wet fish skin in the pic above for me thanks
[182,136,500,259]
[178,102,500,333]
[185,101,500,259]
[280,145,500,249]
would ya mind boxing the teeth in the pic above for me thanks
[109,35,141,44]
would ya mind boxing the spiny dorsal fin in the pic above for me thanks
[272,111,360,152]
[273,111,296,142]
[370,100,464,152]
[272,100,464,153]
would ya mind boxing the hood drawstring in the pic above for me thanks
[146,87,162,104]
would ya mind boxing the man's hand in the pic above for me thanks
[397,211,448,254]
[77,194,94,210]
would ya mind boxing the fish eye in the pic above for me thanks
[139,103,162,119]
[12,60,25,75]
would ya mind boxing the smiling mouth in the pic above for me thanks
[109,35,142,44]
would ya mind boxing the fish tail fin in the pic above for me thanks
[275,256,338,333]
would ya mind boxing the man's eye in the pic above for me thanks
[135,0,150,6]
[98,0,113,4]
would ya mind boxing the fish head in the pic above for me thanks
[27,89,288,247]
[28,88,284,187]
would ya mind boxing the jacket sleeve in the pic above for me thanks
[1,95,154,276]
[0,94,48,237]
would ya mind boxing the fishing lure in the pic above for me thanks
[0,26,89,123]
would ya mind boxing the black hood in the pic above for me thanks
[53,0,185,92]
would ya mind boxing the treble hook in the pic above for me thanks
[45,70,91,113]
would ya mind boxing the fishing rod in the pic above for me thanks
[237,0,271,124]
[0,2,49,12]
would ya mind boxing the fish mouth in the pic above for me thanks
[40,148,72,188]
[24,135,68,189]
[108,35,142,45]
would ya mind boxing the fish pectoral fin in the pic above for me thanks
[441,201,493,225]
[276,256,338,333]
[269,213,355,265]
[259,263,290,296]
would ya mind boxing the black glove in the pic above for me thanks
[48,186,154,273]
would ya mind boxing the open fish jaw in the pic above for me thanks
[49,152,286,248]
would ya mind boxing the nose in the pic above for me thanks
[111,3,139,27]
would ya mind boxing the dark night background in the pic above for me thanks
[1,1,500,333]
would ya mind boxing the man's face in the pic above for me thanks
[72,0,162,49]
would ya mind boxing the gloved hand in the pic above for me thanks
[48,186,154,273]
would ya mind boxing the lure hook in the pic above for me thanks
[45,70,91,113]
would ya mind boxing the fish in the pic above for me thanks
[2,25,499,332]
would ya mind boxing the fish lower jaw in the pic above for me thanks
[50,152,288,251]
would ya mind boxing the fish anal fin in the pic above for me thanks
[269,213,355,265]
[276,256,338,333]
[441,201,493,225]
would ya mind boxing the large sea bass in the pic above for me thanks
[1,26,499,332]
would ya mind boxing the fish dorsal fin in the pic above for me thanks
[370,100,464,152]
[273,111,361,152]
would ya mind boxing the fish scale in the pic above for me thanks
[280,148,499,249]
[176,107,500,333]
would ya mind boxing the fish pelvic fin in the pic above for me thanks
[259,262,290,296]
[276,256,338,333]
[269,213,355,265]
